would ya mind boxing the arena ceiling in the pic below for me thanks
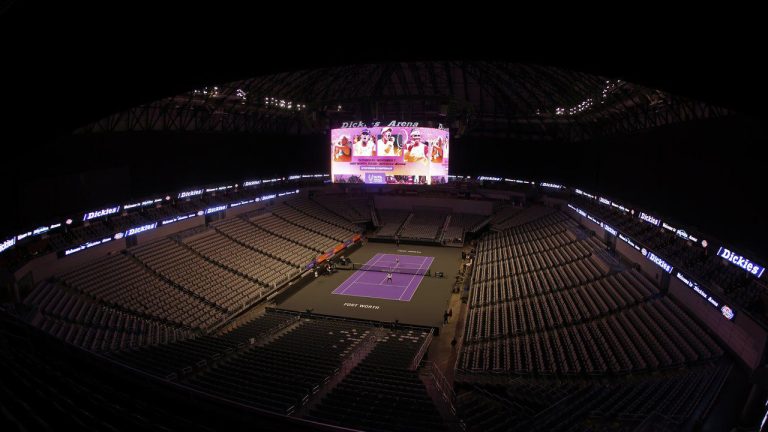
[1,4,764,145]
[75,61,733,141]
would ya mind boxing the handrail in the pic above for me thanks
[420,360,464,431]
[422,360,456,405]
[409,329,434,370]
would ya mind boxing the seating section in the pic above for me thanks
[460,297,723,374]
[442,213,488,244]
[212,217,317,267]
[252,214,336,252]
[573,196,767,315]
[376,209,411,237]
[111,212,152,233]
[0,317,217,432]
[488,205,523,230]
[31,196,368,343]
[460,207,723,375]
[272,199,359,243]
[218,311,299,344]
[131,238,266,313]
[185,230,299,288]
[465,271,659,338]
[399,209,449,240]
[106,311,298,378]
[285,197,361,232]
[57,253,226,329]
[108,335,238,378]
[55,221,113,249]
[458,364,731,431]
[185,317,374,414]
[24,282,193,352]
[490,206,556,231]
[456,206,729,429]
[456,381,583,432]
[311,194,373,223]
[143,203,184,222]
[308,328,445,432]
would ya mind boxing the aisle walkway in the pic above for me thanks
[426,290,467,386]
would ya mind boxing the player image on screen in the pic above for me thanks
[331,124,449,185]
[333,135,352,162]
[404,129,428,164]
[377,127,400,156]
[352,129,375,156]
[431,135,446,163]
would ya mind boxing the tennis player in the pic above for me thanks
[353,129,375,156]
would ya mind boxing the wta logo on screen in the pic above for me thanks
[331,123,449,185]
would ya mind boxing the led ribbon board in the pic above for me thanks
[567,204,587,218]
[33,226,49,235]
[205,185,235,193]
[124,198,162,210]
[124,223,158,237]
[0,237,15,253]
[229,199,255,208]
[83,206,121,221]
[205,205,227,215]
[575,189,596,199]
[641,248,674,274]
[676,271,735,321]
[64,237,113,256]
[611,202,630,213]
[717,247,765,278]
[505,178,533,184]
[603,224,618,236]
[638,212,661,226]
[278,190,299,197]
[161,213,198,225]
[540,182,564,189]
[178,189,204,199]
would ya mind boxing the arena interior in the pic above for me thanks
[1,13,767,432]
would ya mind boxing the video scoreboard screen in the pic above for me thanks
[331,124,449,185]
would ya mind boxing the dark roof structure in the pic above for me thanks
[77,61,731,141]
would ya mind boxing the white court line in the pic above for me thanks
[373,254,404,285]
[376,273,390,286]
[330,292,405,302]
[375,259,426,286]
[398,256,433,301]
[336,253,386,295]
[374,265,424,286]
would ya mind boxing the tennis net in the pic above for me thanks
[349,263,431,276]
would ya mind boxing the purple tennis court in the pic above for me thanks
[332,253,435,301]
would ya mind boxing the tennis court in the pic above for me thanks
[331,253,434,301]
